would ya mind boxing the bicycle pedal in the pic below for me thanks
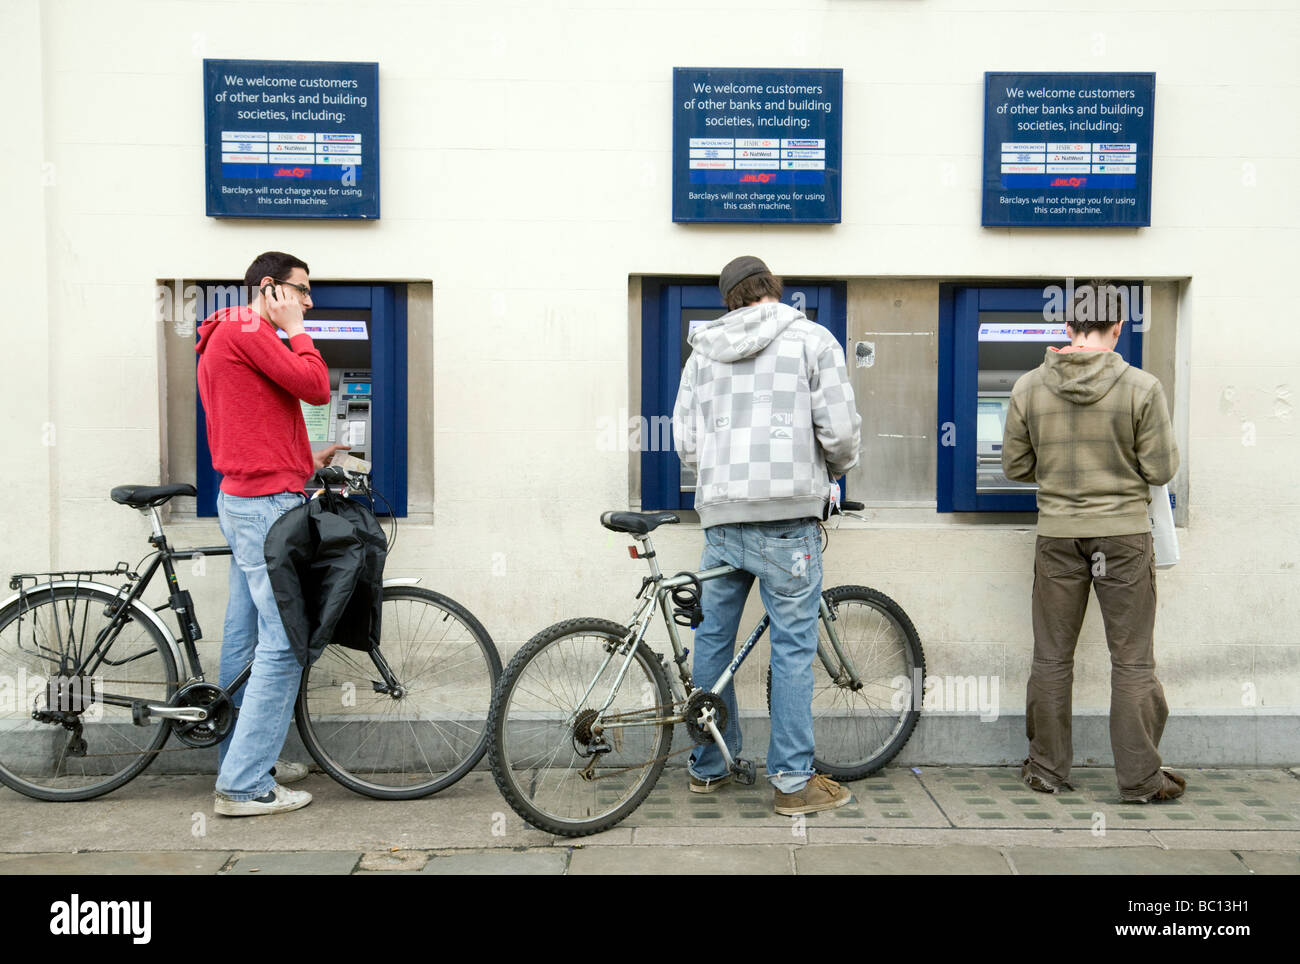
[731,758,756,786]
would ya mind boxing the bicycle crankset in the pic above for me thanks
[684,690,729,745]
[170,682,235,748]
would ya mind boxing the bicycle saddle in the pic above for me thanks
[110,483,197,508]
[600,510,680,535]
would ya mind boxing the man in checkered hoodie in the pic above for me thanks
[673,256,862,815]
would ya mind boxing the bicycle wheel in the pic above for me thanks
[768,585,924,781]
[0,585,178,801]
[295,587,501,799]
[489,618,674,837]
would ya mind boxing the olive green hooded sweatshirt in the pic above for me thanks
[1001,348,1178,537]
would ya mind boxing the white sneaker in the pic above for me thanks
[271,759,309,784]
[214,783,312,817]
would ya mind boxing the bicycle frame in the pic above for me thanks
[582,528,867,770]
[4,501,411,728]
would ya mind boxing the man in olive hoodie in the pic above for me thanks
[1002,300,1183,803]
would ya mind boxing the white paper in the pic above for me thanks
[1147,483,1179,569]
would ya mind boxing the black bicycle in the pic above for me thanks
[0,472,500,802]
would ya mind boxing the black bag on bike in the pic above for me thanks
[264,488,387,666]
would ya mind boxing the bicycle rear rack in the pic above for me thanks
[7,565,141,642]
[8,562,140,594]
[6,564,151,685]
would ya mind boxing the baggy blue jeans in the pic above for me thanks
[214,490,305,801]
[687,518,823,794]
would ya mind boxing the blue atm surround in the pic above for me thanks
[640,280,847,512]
[937,284,1143,513]
[196,283,407,516]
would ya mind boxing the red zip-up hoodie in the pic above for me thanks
[195,306,330,497]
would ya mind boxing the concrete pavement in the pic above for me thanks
[2,766,1297,875]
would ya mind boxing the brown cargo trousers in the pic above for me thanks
[1025,532,1169,800]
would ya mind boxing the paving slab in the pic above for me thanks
[223,851,361,874]
[0,851,231,875]
[916,767,1299,830]
[1238,851,1300,874]
[358,850,429,872]
[796,844,1011,875]
[549,828,634,846]
[805,827,1159,848]
[632,825,812,846]
[0,772,551,853]
[1151,830,1300,851]
[569,844,794,875]
[1005,847,1249,875]
[621,769,948,830]
[420,851,567,875]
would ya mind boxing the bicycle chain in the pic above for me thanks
[33,679,224,760]
[580,699,695,782]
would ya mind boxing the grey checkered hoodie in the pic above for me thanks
[673,302,862,527]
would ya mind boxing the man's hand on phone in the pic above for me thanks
[312,444,351,470]
[264,282,306,337]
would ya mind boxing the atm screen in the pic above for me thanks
[301,401,332,443]
[285,310,373,371]
[976,396,1009,455]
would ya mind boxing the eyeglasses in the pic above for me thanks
[276,279,312,298]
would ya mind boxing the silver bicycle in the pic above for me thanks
[488,501,925,836]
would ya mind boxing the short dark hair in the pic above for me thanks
[243,251,309,290]
[725,271,783,311]
[1066,281,1125,338]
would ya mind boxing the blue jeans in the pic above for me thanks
[215,490,305,801]
[687,519,823,794]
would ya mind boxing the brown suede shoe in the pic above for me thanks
[1122,769,1187,804]
[1021,759,1073,794]
[773,774,852,815]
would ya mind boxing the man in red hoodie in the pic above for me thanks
[195,251,347,816]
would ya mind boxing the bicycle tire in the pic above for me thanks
[488,618,674,837]
[0,585,178,801]
[767,584,924,781]
[295,586,502,800]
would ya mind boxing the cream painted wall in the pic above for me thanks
[5,1,1297,728]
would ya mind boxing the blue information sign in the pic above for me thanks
[673,68,842,223]
[982,72,1154,227]
[204,59,379,219]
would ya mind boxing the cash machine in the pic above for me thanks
[639,280,847,512]
[293,310,374,462]
[196,282,407,516]
[939,285,1143,512]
